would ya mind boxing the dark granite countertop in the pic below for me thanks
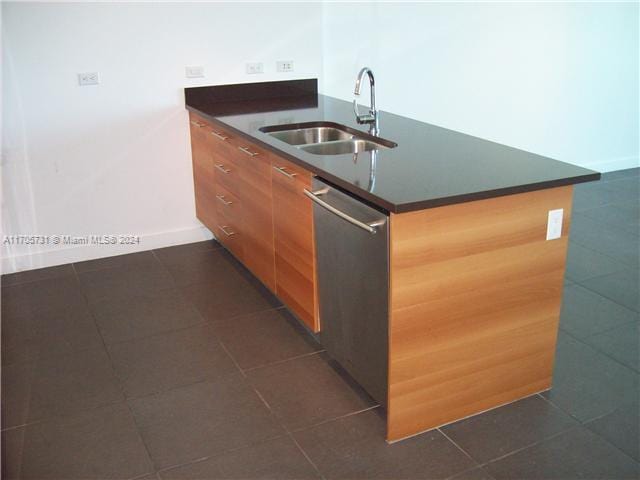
[185,79,599,213]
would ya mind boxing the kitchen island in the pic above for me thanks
[185,79,599,442]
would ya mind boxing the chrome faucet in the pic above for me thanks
[353,67,379,135]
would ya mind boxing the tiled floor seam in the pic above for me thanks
[194,303,287,326]
[476,424,584,470]
[98,315,211,348]
[532,391,639,461]
[287,431,326,480]
[241,349,327,374]
[153,433,291,478]
[560,327,639,374]
[286,405,381,436]
[72,264,157,475]
[149,249,180,288]
[574,277,639,314]
[438,427,478,464]
[0,397,127,432]
[216,339,248,378]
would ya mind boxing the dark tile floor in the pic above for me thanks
[1,168,638,479]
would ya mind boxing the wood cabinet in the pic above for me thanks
[189,116,218,233]
[271,157,319,332]
[188,112,317,330]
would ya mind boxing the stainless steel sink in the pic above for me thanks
[300,139,383,155]
[266,127,353,146]
[260,122,396,156]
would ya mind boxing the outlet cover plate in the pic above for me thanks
[78,72,99,86]
[185,65,205,78]
[246,62,264,74]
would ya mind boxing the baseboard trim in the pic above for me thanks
[1,225,214,274]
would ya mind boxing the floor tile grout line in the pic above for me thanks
[437,427,478,464]
[576,215,640,239]
[0,397,127,432]
[149,249,180,290]
[0,265,140,432]
[286,405,381,436]
[559,327,640,375]
[241,349,327,374]
[72,263,158,473]
[559,317,639,344]
[287,431,326,480]
[99,314,211,348]
[445,465,496,480]
[581,420,640,465]
[474,424,584,471]
[217,338,248,378]
[153,432,291,477]
[535,393,586,426]
[72,251,159,276]
[572,277,639,316]
[568,233,640,267]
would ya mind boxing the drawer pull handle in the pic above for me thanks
[211,131,229,141]
[190,120,206,128]
[216,195,233,206]
[215,164,231,174]
[219,225,236,237]
[272,166,298,179]
[238,146,259,157]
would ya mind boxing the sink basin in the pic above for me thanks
[300,139,384,155]
[266,127,353,146]
[260,121,397,155]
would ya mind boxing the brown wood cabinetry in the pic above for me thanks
[188,113,317,330]
[189,115,217,233]
[271,157,319,332]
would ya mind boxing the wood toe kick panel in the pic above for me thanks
[387,186,573,441]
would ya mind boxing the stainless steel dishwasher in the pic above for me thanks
[305,178,389,407]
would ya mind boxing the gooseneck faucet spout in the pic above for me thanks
[353,67,379,135]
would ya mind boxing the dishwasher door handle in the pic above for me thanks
[304,188,386,234]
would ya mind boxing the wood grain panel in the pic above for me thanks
[387,186,573,441]
[271,156,319,332]
[215,205,244,262]
[189,113,217,232]
[238,150,276,292]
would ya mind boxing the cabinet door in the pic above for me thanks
[271,156,319,332]
[189,114,217,232]
[237,146,276,292]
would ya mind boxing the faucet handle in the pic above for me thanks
[353,99,361,120]
[353,99,375,124]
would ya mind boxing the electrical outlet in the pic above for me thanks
[185,65,205,78]
[78,72,99,86]
[276,60,294,73]
[246,62,264,74]
[546,209,564,240]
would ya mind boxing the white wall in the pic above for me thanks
[3,1,638,273]
[322,1,639,173]
[1,1,323,273]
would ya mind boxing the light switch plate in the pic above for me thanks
[185,65,205,78]
[546,209,564,240]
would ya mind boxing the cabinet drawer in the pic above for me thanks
[211,151,243,197]
[215,216,243,262]
[271,157,312,188]
[214,182,243,224]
